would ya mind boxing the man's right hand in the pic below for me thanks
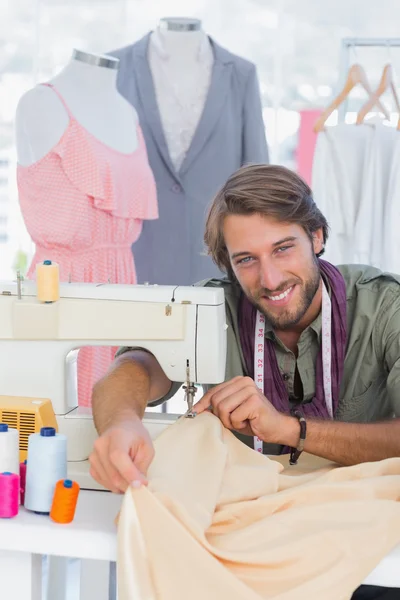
[89,416,155,494]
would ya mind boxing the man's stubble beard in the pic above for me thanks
[250,256,321,330]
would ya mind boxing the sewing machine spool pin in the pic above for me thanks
[16,271,23,300]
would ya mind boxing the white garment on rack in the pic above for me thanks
[148,30,214,172]
[383,133,400,274]
[355,120,398,268]
[312,124,372,265]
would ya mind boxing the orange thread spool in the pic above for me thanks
[50,479,80,524]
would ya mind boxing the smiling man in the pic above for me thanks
[90,164,400,493]
[90,164,400,600]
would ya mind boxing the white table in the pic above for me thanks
[0,490,121,600]
[0,489,398,600]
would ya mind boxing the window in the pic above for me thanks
[1,0,399,279]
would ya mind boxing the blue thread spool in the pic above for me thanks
[24,427,67,515]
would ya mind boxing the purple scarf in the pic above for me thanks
[238,260,347,419]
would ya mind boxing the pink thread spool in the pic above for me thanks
[0,472,20,518]
[20,461,27,505]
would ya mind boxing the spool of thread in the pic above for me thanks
[0,472,20,518]
[36,260,59,303]
[0,424,19,475]
[50,479,80,524]
[24,427,67,515]
[20,460,27,505]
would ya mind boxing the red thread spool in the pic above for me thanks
[0,472,20,518]
[19,461,27,505]
[50,479,80,524]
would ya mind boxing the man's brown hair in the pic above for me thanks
[204,164,329,275]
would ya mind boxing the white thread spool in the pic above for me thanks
[0,424,19,475]
[36,260,60,303]
[24,427,67,514]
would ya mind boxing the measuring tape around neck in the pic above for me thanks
[253,281,332,453]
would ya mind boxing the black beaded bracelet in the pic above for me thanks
[289,408,306,465]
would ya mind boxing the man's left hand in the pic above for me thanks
[193,376,293,444]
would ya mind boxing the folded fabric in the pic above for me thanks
[117,413,400,599]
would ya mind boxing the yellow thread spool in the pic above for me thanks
[36,260,60,303]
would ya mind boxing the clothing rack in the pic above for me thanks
[337,37,400,122]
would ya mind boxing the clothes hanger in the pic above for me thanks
[313,63,390,133]
[356,64,400,129]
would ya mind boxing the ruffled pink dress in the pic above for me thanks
[17,83,158,407]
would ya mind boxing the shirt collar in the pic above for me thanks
[265,310,322,344]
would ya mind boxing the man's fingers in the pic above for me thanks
[89,464,104,488]
[213,387,255,430]
[91,437,127,492]
[89,419,156,493]
[230,406,253,433]
[131,442,154,480]
[194,376,275,443]
[230,395,261,433]
[193,392,214,414]
[204,380,257,419]
[89,463,118,494]
[194,377,252,414]
[89,452,121,493]
[109,446,147,488]
[211,381,255,413]
[92,434,144,492]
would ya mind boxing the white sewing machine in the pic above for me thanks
[0,278,227,489]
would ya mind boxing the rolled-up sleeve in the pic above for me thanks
[377,288,400,416]
[114,346,182,407]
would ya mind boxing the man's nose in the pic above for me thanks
[259,260,285,292]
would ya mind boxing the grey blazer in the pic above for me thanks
[110,34,269,285]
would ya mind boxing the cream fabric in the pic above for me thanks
[117,413,400,599]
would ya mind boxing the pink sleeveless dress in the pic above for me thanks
[17,83,158,407]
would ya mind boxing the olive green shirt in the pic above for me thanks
[118,264,400,453]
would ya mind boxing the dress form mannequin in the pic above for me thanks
[111,23,268,285]
[156,16,204,54]
[15,49,158,407]
[16,49,138,166]
[159,16,202,31]
[148,17,213,171]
